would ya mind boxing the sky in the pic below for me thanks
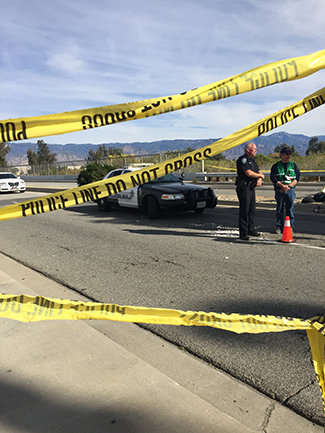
[1,0,325,146]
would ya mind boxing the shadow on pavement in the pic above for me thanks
[63,202,325,237]
[0,375,210,433]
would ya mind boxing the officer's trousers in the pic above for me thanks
[236,185,256,237]
[275,188,296,230]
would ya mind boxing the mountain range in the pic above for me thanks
[6,132,325,166]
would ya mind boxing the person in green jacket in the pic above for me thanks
[270,148,300,234]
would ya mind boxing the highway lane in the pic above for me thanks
[0,190,324,424]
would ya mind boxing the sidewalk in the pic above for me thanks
[0,253,323,432]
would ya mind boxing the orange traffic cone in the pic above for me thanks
[281,216,294,243]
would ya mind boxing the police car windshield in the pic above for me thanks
[149,173,180,183]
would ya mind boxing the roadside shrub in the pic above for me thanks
[254,153,277,169]
[77,162,115,186]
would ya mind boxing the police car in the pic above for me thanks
[97,165,217,218]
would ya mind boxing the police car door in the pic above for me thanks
[116,186,139,208]
[110,169,139,208]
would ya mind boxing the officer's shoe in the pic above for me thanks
[239,235,250,241]
[275,226,282,235]
[248,230,261,237]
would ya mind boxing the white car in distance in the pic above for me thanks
[0,172,26,193]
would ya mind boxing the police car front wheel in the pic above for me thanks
[98,198,112,212]
[147,196,159,219]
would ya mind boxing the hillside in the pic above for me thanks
[6,132,325,165]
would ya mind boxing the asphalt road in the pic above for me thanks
[0,186,324,425]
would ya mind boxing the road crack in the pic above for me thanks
[281,379,317,405]
[126,257,181,268]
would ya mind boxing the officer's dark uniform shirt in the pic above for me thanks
[236,154,260,183]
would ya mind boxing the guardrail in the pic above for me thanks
[22,175,78,182]
[194,171,325,181]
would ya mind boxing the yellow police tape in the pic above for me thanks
[0,85,324,222]
[0,293,324,412]
[0,49,324,144]
[208,165,237,171]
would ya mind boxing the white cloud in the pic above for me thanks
[46,40,85,76]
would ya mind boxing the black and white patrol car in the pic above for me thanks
[97,167,217,218]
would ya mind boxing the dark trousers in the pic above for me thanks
[275,188,296,230]
[236,185,256,236]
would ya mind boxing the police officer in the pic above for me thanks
[236,142,265,240]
